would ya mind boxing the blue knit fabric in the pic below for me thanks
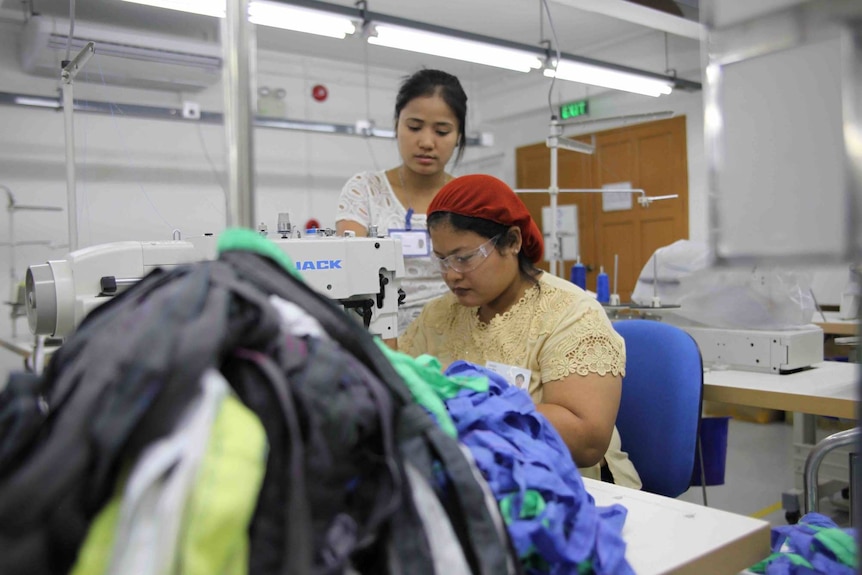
[443,361,634,575]
[749,512,857,575]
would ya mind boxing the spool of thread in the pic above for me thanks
[570,258,587,290]
[596,266,610,303]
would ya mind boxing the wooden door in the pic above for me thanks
[516,116,689,302]
[515,137,596,282]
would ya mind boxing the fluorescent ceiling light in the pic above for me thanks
[369,24,542,73]
[248,2,356,38]
[122,0,356,38]
[15,96,61,109]
[545,59,673,98]
[122,0,225,18]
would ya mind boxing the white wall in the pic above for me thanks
[0,6,850,354]
[0,17,401,320]
[0,13,504,341]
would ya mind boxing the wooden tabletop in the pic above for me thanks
[814,312,858,336]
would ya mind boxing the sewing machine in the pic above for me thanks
[24,238,217,338]
[23,233,405,340]
[682,326,824,374]
[268,233,405,338]
[631,242,826,374]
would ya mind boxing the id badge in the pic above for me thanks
[389,229,430,258]
[485,361,532,391]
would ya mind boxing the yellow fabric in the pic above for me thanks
[399,272,641,489]
[179,395,267,575]
[69,395,268,575]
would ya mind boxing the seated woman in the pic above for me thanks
[398,174,641,488]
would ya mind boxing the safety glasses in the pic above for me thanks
[433,234,501,274]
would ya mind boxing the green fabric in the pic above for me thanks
[375,343,489,437]
[180,394,268,575]
[410,354,489,399]
[68,395,268,575]
[748,525,857,573]
[216,227,303,280]
[749,552,814,572]
[812,526,858,568]
[522,553,551,573]
[498,489,547,525]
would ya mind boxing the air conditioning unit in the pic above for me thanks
[19,15,222,92]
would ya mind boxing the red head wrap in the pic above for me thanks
[428,174,544,263]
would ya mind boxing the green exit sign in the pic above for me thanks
[560,99,589,120]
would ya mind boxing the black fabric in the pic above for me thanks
[0,248,516,575]
[0,371,49,474]
[0,265,218,573]
[220,250,513,575]
[222,347,311,575]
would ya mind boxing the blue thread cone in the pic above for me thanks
[596,266,610,303]
[570,258,587,290]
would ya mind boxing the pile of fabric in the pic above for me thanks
[0,229,632,574]
[748,513,857,575]
[380,353,632,575]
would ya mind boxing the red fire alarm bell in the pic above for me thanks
[311,84,328,102]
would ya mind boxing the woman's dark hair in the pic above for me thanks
[394,69,468,164]
[427,212,541,283]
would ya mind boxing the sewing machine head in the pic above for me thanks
[269,234,405,338]
[24,233,405,340]
[25,239,217,338]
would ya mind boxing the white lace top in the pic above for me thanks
[336,171,450,335]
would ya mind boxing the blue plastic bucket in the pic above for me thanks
[691,416,731,486]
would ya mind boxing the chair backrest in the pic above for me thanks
[613,320,703,497]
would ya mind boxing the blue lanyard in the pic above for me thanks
[405,207,414,231]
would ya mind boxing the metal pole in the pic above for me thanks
[222,0,256,229]
[803,427,860,514]
[4,186,15,296]
[60,42,94,252]
[3,186,15,338]
[548,118,561,277]
[61,82,77,252]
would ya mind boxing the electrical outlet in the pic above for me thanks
[354,119,374,136]
[182,101,201,120]
[257,86,287,118]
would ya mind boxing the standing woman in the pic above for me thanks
[336,69,467,334]
[399,174,641,488]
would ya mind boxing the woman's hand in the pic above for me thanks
[535,372,622,468]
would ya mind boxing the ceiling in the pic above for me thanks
[3,0,701,82]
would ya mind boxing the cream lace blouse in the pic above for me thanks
[399,272,642,488]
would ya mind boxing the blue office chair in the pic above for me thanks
[612,320,704,498]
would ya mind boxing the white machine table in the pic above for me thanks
[586,478,770,574]
[703,361,858,420]
[703,361,859,521]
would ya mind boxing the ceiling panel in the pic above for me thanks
[2,0,696,82]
